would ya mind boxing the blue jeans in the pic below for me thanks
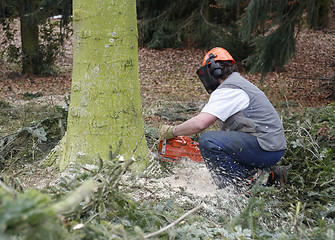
[198,131,284,188]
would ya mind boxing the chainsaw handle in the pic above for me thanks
[168,136,187,147]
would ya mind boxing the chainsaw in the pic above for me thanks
[158,136,204,163]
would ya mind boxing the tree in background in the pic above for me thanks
[309,0,332,29]
[60,0,148,170]
[3,0,331,76]
[0,0,72,74]
[237,0,332,75]
[137,0,252,62]
[137,0,332,76]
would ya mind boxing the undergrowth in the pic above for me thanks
[0,104,334,239]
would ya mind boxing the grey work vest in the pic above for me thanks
[218,72,287,151]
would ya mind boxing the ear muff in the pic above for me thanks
[207,53,222,78]
[196,64,221,94]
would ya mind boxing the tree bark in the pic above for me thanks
[60,0,148,170]
[311,0,331,29]
[17,0,40,74]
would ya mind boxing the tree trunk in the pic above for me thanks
[311,0,331,29]
[60,0,148,170]
[17,0,40,74]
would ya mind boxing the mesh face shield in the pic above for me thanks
[196,64,220,94]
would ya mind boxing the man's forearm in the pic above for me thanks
[172,113,217,136]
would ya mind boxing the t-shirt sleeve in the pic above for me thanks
[201,88,250,122]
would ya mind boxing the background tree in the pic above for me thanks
[136,0,252,62]
[60,0,148,170]
[0,0,72,74]
[309,0,332,29]
[137,0,332,76]
[237,0,332,76]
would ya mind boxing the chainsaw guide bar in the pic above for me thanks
[158,136,204,163]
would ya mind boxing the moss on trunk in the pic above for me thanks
[61,0,148,171]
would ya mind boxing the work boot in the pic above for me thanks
[267,166,288,188]
[237,168,270,191]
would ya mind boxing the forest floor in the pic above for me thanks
[0,28,334,112]
[0,27,334,202]
[0,27,334,138]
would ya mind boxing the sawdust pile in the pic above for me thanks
[161,160,220,197]
[123,158,248,221]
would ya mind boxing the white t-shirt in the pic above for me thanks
[201,88,250,122]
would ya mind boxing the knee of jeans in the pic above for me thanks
[199,132,214,153]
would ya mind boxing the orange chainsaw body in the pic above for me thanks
[158,136,204,163]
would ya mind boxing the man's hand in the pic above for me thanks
[159,125,175,139]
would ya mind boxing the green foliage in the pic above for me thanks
[238,0,300,74]
[137,0,252,61]
[231,104,335,239]
[245,22,296,74]
[0,100,11,109]
[281,105,335,218]
[22,92,43,100]
[308,0,332,29]
[206,104,335,238]
[238,0,270,42]
[1,16,72,74]
[237,0,332,75]
[0,17,21,64]
[47,159,175,239]
[0,186,73,240]
[1,105,334,239]
[137,0,332,75]
[37,19,71,74]
[1,153,230,239]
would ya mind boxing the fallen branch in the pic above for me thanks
[144,204,204,239]
[50,179,97,214]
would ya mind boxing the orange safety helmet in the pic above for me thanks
[202,47,236,66]
[196,47,235,94]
